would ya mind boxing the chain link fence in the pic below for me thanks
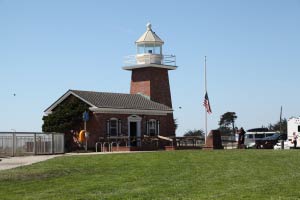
[0,132,64,157]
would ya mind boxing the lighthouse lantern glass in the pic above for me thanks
[137,44,162,54]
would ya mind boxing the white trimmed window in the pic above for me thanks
[107,118,121,137]
[147,119,159,136]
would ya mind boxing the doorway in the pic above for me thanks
[127,115,142,147]
[130,122,137,146]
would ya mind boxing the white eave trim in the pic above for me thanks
[90,107,173,116]
[44,90,97,114]
[122,64,177,71]
[135,41,164,45]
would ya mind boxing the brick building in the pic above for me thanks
[44,23,177,150]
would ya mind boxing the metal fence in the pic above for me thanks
[0,132,64,156]
[124,54,176,66]
[221,135,238,149]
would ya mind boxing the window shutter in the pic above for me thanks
[157,120,160,136]
[118,119,122,136]
[106,120,110,137]
[146,120,149,135]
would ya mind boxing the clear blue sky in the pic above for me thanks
[1,0,299,135]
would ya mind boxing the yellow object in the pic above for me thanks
[79,130,86,142]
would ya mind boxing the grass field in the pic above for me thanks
[0,150,300,200]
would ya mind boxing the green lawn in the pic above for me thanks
[0,150,300,200]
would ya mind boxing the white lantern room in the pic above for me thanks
[123,23,176,70]
[135,23,164,64]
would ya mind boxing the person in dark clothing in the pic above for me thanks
[293,132,298,149]
[238,127,246,145]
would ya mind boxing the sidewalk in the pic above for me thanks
[0,151,153,171]
[0,155,60,171]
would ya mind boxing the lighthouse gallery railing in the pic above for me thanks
[124,54,176,66]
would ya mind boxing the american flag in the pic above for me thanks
[203,92,212,114]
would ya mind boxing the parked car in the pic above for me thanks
[245,131,287,149]
[261,133,287,141]
[245,131,277,148]
[274,140,293,150]
[255,133,287,149]
[247,128,269,132]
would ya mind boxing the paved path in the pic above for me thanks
[0,151,153,171]
[0,155,60,171]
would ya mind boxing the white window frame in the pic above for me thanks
[148,119,157,136]
[109,118,118,137]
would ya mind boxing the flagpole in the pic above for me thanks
[204,56,207,144]
[280,106,283,149]
[280,106,282,133]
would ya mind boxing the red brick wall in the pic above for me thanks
[85,113,175,148]
[49,95,175,150]
[130,67,173,108]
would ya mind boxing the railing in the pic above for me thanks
[221,135,238,149]
[96,135,174,152]
[0,132,64,157]
[124,54,176,66]
[163,55,176,65]
[175,136,204,148]
[221,135,237,142]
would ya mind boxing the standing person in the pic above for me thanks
[292,132,298,149]
[237,127,246,148]
[239,127,246,145]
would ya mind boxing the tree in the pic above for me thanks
[42,97,89,151]
[218,126,232,135]
[42,97,89,132]
[268,118,287,133]
[218,112,237,135]
[184,129,205,137]
[174,118,178,131]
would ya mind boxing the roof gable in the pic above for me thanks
[44,90,96,113]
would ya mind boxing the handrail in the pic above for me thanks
[95,142,101,152]
[158,135,173,142]
[124,54,176,66]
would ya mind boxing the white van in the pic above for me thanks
[244,131,279,148]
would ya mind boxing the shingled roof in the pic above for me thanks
[45,89,172,113]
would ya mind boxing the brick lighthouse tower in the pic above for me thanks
[123,23,177,108]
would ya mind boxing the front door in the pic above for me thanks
[127,115,142,147]
[130,122,137,146]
